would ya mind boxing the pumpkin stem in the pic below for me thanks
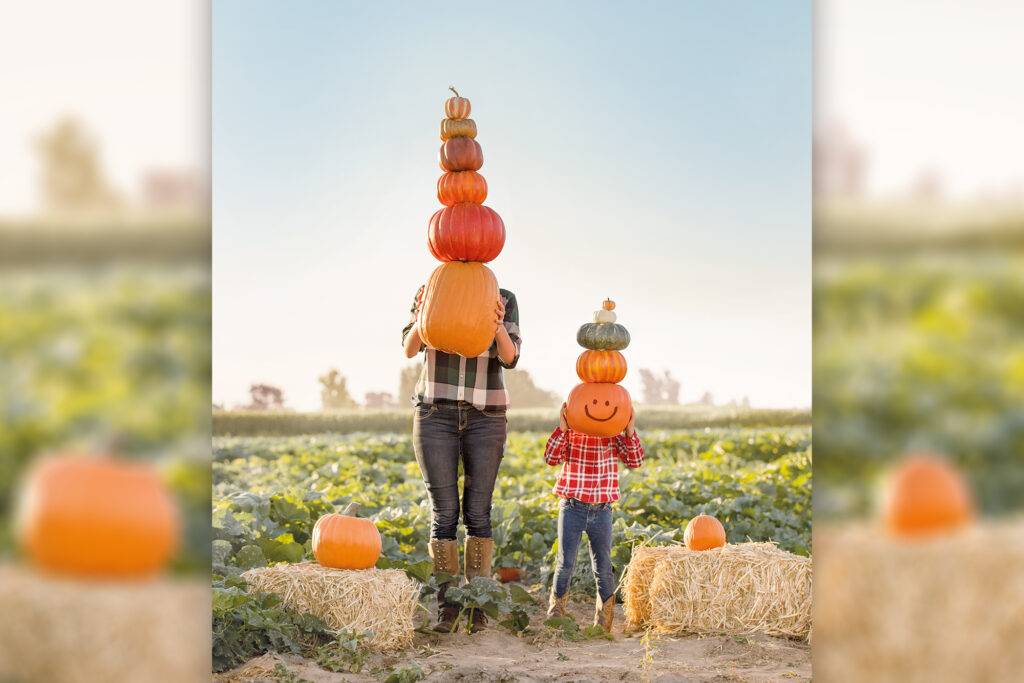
[342,501,361,517]
[449,86,460,98]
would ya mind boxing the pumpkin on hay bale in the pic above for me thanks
[622,542,811,640]
[242,563,419,651]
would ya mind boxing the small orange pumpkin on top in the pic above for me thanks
[880,453,974,537]
[312,501,382,570]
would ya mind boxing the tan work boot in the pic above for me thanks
[463,536,494,633]
[547,590,569,619]
[428,538,460,633]
[595,594,615,632]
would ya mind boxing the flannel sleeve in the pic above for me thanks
[614,432,645,469]
[498,289,521,369]
[544,427,569,466]
[400,285,426,351]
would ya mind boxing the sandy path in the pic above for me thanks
[217,594,810,682]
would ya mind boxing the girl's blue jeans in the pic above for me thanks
[552,497,616,602]
[412,401,507,540]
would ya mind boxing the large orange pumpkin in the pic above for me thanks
[576,350,627,383]
[684,514,727,551]
[565,382,631,438]
[438,137,483,172]
[428,203,505,263]
[16,455,180,578]
[440,118,477,141]
[881,453,974,536]
[444,86,471,119]
[419,260,499,358]
[312,502,381,570]
[437,171,487,206]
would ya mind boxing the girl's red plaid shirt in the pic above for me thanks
[543,427,645,503]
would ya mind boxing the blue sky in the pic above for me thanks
[213,0,811,411]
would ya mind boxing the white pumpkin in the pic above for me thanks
[593,309,617,324]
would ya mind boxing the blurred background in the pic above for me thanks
[0,2,210,681]
[813,1,1024,680]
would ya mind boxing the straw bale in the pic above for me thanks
[813,521,1024,683]
[242,562,418,651]
[621,545,677,630]
[623,542,811,640]
[0,563,209,683]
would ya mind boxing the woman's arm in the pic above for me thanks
[401,286,426,357]
[495,291,521,367]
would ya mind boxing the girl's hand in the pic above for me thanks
[625,407,636,437]
[494,296,507,336]
[559,402,569,431]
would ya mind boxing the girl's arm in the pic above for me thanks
[614,408,645,468]
[543,403,571,466]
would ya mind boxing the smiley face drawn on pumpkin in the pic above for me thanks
[584,398,618,422]
[565,383,632,438]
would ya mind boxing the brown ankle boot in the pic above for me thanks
[464,536,494,633]
[547,590,569,619]
[428,538,460,633]
[595,594,615,632]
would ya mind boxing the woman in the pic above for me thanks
[402,286,520,633]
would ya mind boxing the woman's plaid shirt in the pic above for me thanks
[543,427,645,503]
[402,286,521,412]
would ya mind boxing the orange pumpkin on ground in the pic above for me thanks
[684,515,727,551]
[444,86,471,119]
[438,137,483,172]
[16,454,180,578]
[576,350,627,383]
[496,567,522,583]
[565,382,631,438]
[881,453,974,536]
[428,203,505,263]
[437,171,487,206]
[312,502,382,570]
[419,260,499,358]
[440,118,477,141]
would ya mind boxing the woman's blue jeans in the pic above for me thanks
[552,497,616,602]
[412,401,507,540]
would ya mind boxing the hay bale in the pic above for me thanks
[0,564,209,683]
[242,563,418,651]
[623,542,811,640]
[621,545,677,631]
[814,521,1024,683]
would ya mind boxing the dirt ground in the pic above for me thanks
[216,593,811,683]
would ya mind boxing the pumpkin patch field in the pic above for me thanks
[212,426,811,680]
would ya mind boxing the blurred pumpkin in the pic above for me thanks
[440,118,477,141]
[684,515,727,551]
[16,454,180,578]
[565,382,631,437]
[312,502,382,570]
[419,260,499,358]
[427,203,505,263]
[444,86,471,119]
[881,453,974,536]
[437,171,488,206]
[576,349,627,383]
[438,137,483,172]
[496,567,522,583]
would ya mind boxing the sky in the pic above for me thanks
[0,1,207,212]
[817,0,1024,199]
[211,0,813,411]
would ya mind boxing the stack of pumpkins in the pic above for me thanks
[418,88,507,358]
[565,299,634,437]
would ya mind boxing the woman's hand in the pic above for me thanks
[493,297,506,335]
[559,402,569,431]
[493,295,516,364]
[624,407,636,437]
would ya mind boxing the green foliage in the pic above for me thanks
[314,631,373,673]
[212,574,334,672]
[0,266,210,569]
[212,406,810,437]
[382,661,425,683]
[542,615,612,642]
[815,254,1024,516]
[445,577,538,635]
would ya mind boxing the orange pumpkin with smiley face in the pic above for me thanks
[565,382,632,438]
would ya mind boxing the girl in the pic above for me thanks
[543,401,644,632]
